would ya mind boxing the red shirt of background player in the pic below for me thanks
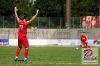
[80,32,88,47]
[81,35,87,42]
[80,32,91,48]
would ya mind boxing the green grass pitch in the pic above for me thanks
[0,46,99,66]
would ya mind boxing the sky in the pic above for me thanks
[30,0,36,3]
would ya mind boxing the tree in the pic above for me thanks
[14,0,34,17]
[33,0,66,28]
[0,0,34,16]
[33,0,65,17]
[0,0,15,16]
[71,0,100,16]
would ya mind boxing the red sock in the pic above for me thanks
[16,48,21,57]
[24,48,28,58]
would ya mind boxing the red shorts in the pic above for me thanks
[18,36,29,48]
[82,41,88,47]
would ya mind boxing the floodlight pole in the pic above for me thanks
[66,0,71,28]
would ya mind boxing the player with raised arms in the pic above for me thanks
[14,7,39,62]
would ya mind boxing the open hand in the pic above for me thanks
[14,7,18,12]
[36,9,39,14]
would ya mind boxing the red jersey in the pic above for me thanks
[18,20,30,36]
[81,35,87,42]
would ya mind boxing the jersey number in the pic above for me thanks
[19,25,23,31]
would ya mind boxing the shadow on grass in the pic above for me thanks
[18,60,24,61]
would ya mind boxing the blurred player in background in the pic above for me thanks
[14,7,39,62]
[94,40,97,46]
[80,32,91,48]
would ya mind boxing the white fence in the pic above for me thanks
[9,39,95,46]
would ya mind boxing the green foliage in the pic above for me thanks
[0,0,15,16]
[14,0,34,17]
[32,0,66,17]
[71,17,81,28]
[0,16,3,27]
[29,17,58,28]
[0,0,100,28]
[71,0,100,16]
[0,0,100,17]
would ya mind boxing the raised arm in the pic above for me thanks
[14,7,20,22]
[29,10,39,23]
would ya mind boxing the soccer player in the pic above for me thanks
[80,32,91,48]
[93,34,100,46]
[14,7,39,62]
[94,39,97,46]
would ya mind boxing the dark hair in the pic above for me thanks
[23,14,27,19]
[82,32,85,33]
[22,14,27,20]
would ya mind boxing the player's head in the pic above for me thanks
[81,32,85,35]
[22,14,27,20]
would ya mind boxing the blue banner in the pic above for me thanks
[0,39,9,45]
